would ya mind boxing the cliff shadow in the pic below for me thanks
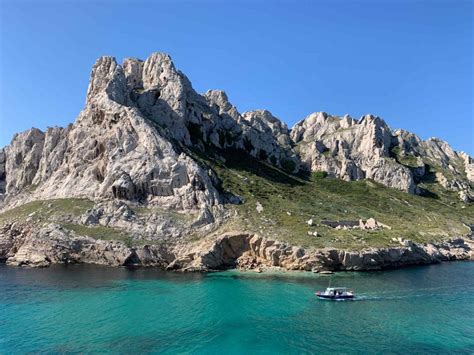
[216,148,306,186]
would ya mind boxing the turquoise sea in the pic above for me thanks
[1,262,473,354]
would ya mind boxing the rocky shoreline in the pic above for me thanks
[1,223,472,272]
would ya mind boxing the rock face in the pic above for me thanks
[2,56,222,212]
[0,53,301,212]
[0,148,6,198]
[392,131,474,201]
[292,113,413,191]
[1,53,472,208]
[2,225,471,271]
[0,223,173,268]
[291,112,473,199]
[0,51,472,272]
[182,232,472,272]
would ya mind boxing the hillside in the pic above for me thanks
[0,52,472,270]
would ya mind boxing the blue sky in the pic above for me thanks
[0,0,472,154]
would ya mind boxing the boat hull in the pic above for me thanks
[316,293,354,300]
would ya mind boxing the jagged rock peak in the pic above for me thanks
[86,56,127,105]
[203,90,235,114]
[1,51,472,207]
[142,52,178,88]
[122,57,144,90]
[85,52,190,105]
[242,110,290,137]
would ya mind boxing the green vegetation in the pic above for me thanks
[0,198,94,225]
[1,148,472,252]
[280,158,296,173]
[60,223,135,247]
[399,155,420,167]
[390,146,420,167]
[188,146,473,250]
[0,198,190,247]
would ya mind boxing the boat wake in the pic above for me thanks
[351,286,474,302]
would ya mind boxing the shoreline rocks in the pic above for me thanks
[0,223,173,268]
[1,223,471,272]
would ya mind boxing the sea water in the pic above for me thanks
[1,262,473,354]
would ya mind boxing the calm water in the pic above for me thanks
[1,262,473,354]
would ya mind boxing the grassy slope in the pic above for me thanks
[189,147,473,250]
[0,198,139,245]
[0,199,94,225]
[0,198,195,247]
[0,199,136,246]
[1,149,472,251]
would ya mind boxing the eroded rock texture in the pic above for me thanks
[154,232,473,272]
[0,52,472,271]
[0,223,172,268]
[1,53,472,209]
[2,225,470,270]
[292,112,473,199]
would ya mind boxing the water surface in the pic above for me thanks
[1,262,473,354]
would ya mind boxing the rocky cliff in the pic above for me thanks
[292,112,473,200]
[0,52,472,271]
[1,224,472,270]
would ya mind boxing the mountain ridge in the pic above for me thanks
[0,52,472,270]
[1,52,472,207]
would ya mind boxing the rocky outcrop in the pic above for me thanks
[0,222,172,268]
[1,224,471,271]
[0,148,6,198]
[292,112,416,192]
[0,51,472,275]
[292,112,473,199]
[0,53,300,213]
[80,200,222,240]
[393,133,473,200]
[462,153,474,182]
[1,55,222,213]
[321,218,391,231]
[164,232,473,272]
[199,91,299,171]
[4,128,46,195]
[1,52,472,210]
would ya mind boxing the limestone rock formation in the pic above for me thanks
[1,221,472,271]
[292,112,473,200]
[0,222,173,268]
[0,51,472,272]
[1,55,222,212]
[0,53,306,212]
[166,232,473,272]
[320,218,390,231]
[0,148,6,198]
[1,52,471,209]
[292,112,415,192]
[392,131,473,201]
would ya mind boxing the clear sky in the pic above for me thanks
[0,0,472,154]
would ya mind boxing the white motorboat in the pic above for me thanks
[316,287,354,300]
